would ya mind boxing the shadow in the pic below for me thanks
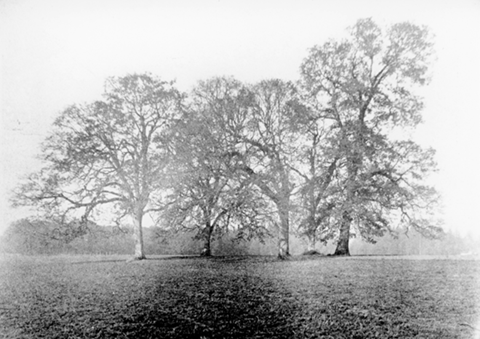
[70,255,199,265]
[145,254,281,263]
[118,258,303,338]
[68,254,287,266]
[70,259,128,265]
[144,255,199,261]
[352,253,405,257]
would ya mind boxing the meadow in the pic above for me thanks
[1,254,479,338]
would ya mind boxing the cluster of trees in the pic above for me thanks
[11,19,442,259]
[349,229,480,256]
[2,218,474,257]
[0,218,204,256]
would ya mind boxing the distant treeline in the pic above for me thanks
[0,218,477,256]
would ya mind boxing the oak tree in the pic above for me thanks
[160,94,270,256]
[292,106,340,251]
[241,79,303,258]
[181,77,297,258]
[12,74,182,259]
[300,18,442,255]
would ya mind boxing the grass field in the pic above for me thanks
[1,254,479,338]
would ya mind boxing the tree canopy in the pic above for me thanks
[12,74,183,259]
[299,18,441,255]
[160,78,271,255]
[12,19,442,258]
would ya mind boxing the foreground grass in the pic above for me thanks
[0,254,479,338]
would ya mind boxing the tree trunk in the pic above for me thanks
[307,233,316,252]
[132,209,146,260]
[277,203,290,259]
[334,211,352,256]
[334,156,358,256]
[201,222,213,256]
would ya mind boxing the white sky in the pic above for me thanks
[1,0,479,238]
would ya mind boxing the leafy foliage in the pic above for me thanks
[11,19,442,257]
[299,18,441,254]
[160,78,273,255]
[11,74,183,258]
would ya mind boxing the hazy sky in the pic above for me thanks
[1,0,479,238]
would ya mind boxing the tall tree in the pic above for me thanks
[160,102,270,256]
[300,18,442,255]
[12,74,182,259]
[293,116,339,251]
[238,79,302,258]
[185,77,299,258]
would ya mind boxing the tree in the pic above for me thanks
[173,76,299,258]
[237,79,303,258]
[300,18,442,255]
[291,98,340,251]
[160,99,270,256]
[12,74,182,259]
[194,78,309,258]
[0,218,59,254]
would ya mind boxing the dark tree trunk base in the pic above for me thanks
[332,250,350,256]
[277,253,291,260]
[200,248,211,256]
[334,211,352,257]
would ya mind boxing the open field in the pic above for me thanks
[1,254,479,338]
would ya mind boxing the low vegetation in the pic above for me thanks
[1,255,479,338]
[1,220,478,257]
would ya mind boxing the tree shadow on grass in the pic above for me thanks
[70,255,197,265]
[69,255,280,266]
[70,259,127,265]
[115,259,302,338]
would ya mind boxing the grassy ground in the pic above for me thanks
[0,254,479,338]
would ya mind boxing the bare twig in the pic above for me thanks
[460,323,480,331]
